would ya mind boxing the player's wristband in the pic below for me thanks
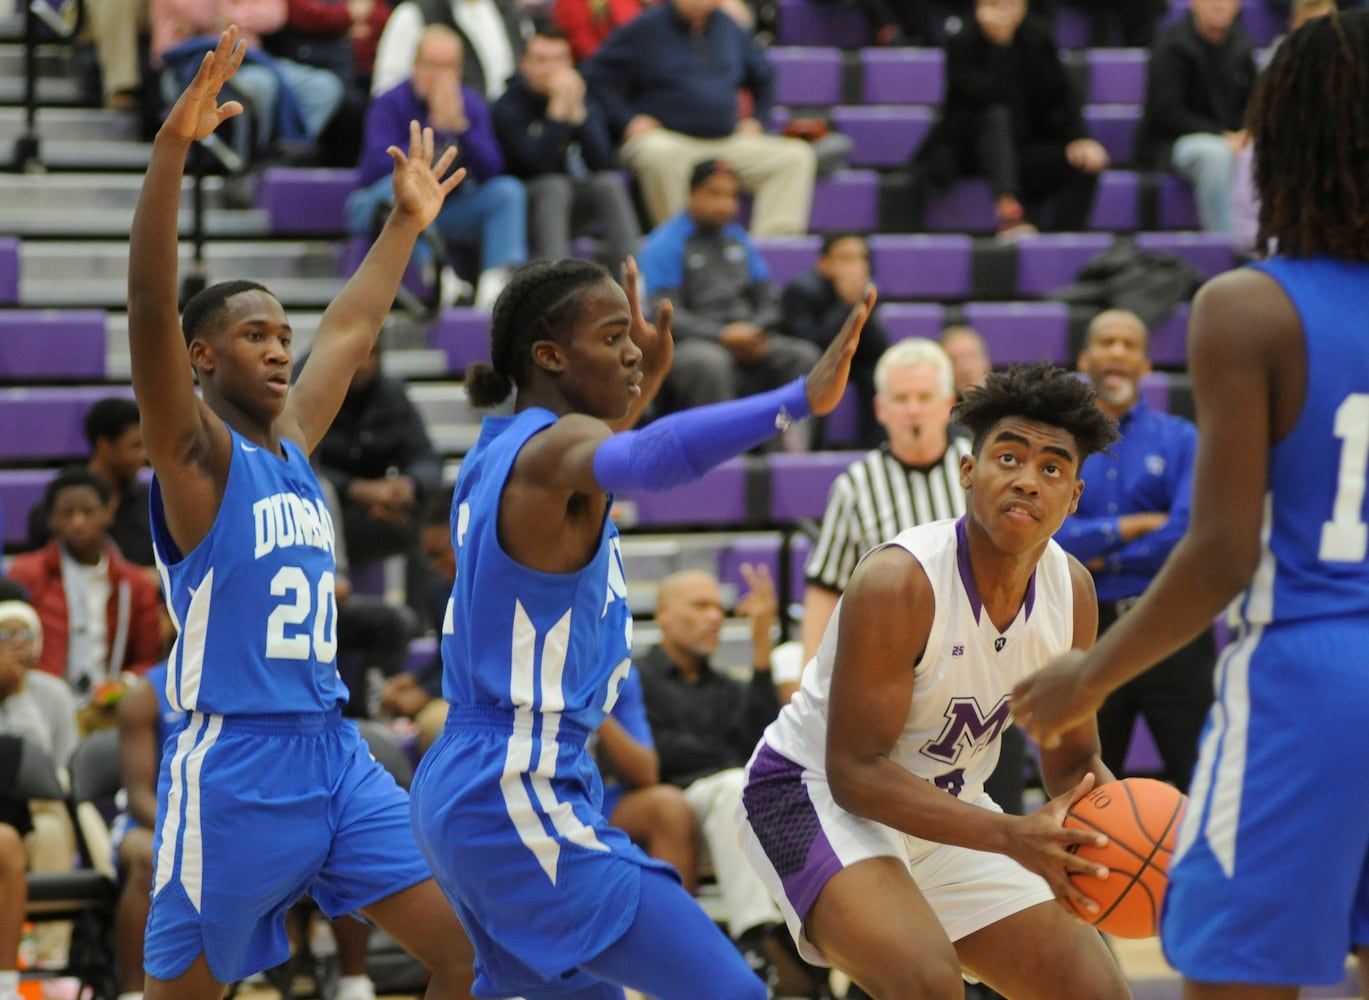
[592,378,810,493]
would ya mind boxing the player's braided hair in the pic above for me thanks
[1250,9,1369,260]
[465,260,612,408]
[180,280,272,346]
[953,361,1119,464]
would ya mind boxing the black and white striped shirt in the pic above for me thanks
[804,436,972,593]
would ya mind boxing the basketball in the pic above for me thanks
[1063,777,1187,938]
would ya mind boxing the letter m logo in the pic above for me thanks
[921,696,1011,765]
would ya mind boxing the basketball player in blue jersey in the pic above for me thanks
[734,364,1127,999]
[408,257,874,1000]
[1013,12,1369,1000]
[126,29,477,1000]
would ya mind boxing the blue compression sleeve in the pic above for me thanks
[592,378,810,493]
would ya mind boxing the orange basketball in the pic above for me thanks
[1063,777,1187,939]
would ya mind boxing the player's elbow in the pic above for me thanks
[826,753,877,815]
[1184,523,1261,599]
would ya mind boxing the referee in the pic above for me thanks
[800,338,970,659]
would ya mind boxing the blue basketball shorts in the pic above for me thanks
[1162,619,1369,985]
[145,710,432,984]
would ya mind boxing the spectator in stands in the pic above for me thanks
[635,567,786,988]
[8,468,165,700]
[313,335,444,613]
[779,231,890,449]
[316,476,421,720]
[594,664,699,894]
[347,24,528,311]
[151,0,346,163]
[810,0,935,45]
[0,813,21,1000]
[940,324,993,400]
[1033,0,1166,46]
[377,490,451,755]
[85,0,149,109]
[264,0,392,166]
[0,585,79,973]
[915,0,1108,238]
[371,0,528,98]
[491,23,641,270]
[581,0,817,237]
[1136,0,1256,236]
[27,397,154,571]
[115,663,385,1000]
[637,159,820,426]
[553,0,642,60]
[1054,309,1213,791]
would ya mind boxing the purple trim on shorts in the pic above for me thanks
[743,744,845,922]
[955,517,1036,622]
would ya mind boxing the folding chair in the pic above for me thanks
[1,733,119,1000]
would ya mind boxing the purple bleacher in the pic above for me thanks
[788,533,811,603]
[776,0,870,48]
[1053,4,1091,48]
[0,386,134,462]
[1138,371,1171,413]
[869,235,971,299]
[1150,303,1189,368]
[257,167,356,234]
[769,47,844,106]
[861,48,944,105]
[716,535,782,607]
[878,302,945,342]
[1088,170,1140,231]
[808,171,880,232]
[1159,173,1200,230]
[922,178,996,233]
[0,311,106,379]
[1136,232,1235,279]
[963,302,1069,365]
[768,450,862,522]
[429,308,489,374]
[1085,105,1138,167]
[754,236,820,287]
[1015,233,1113,296]
[831,106,932,169]
[1087,48,1147,104]
[0,469,55,546]
[1123,716,1164,775]
[616,459,749,526]
[0,238,17,304]
[823,386,861,447]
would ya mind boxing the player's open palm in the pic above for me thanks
[622,255,673,377]
[161,27,247,143]
[1007,772,1111,916]
[804,284,877,415]
[388,120,465,229]
[1011,650,1106,750]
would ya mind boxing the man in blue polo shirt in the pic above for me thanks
[581,0,816,237]
[1054,308,1214,792]
[636,159,820,422]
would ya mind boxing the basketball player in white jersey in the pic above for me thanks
[737,362,1130,999]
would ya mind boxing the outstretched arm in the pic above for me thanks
[127,28,245,550]
[287,121,464,452]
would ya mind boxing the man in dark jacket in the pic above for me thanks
[780,231,890,448]
[314,338,443,581]
[1136,0,1256,235]
[491,24,640,269]
[917,0,1109,236]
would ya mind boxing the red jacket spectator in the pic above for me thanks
[8,540,165,687]
[554,0,643,62]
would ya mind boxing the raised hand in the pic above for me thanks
[622,255,673,376]
[387,120,466,230]
[804,284,877,416]
[736,563,777,626]
[1011,651,1109,750]
[161,27,247,143]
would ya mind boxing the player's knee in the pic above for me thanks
[862,953,964,1000]
[0,822,24,875]
[647,785,693,832]
[119,829,156,888]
